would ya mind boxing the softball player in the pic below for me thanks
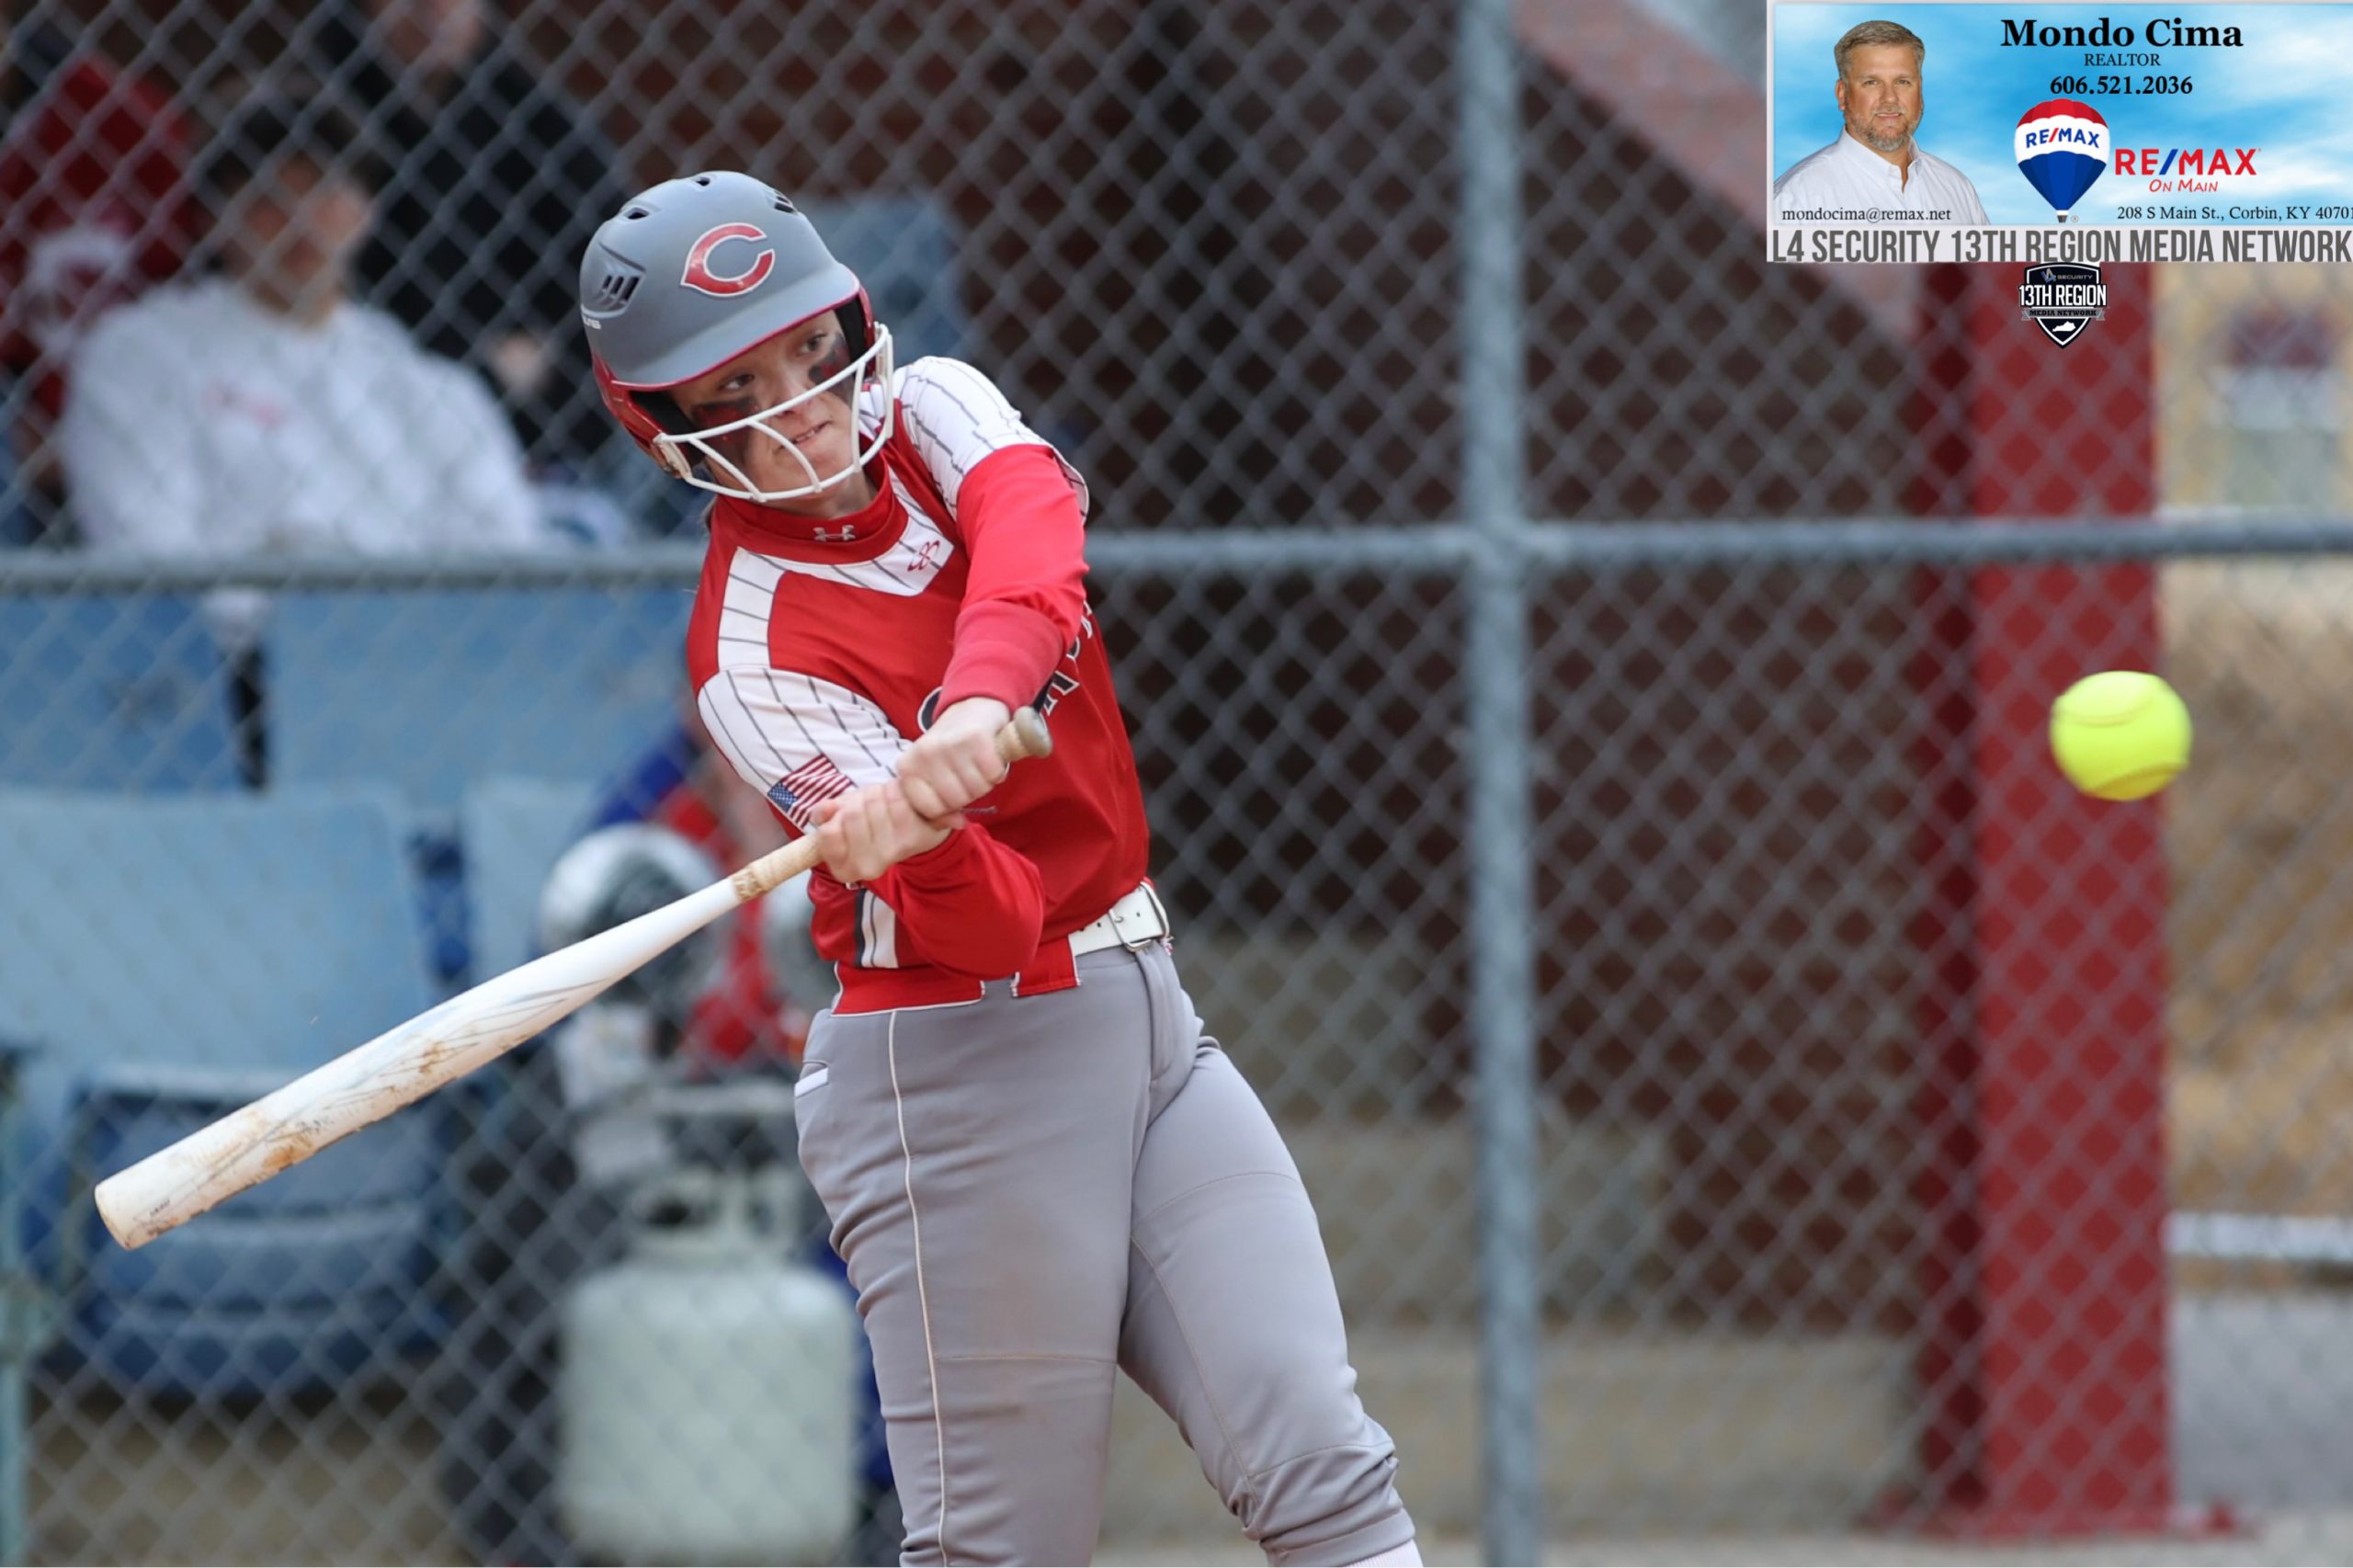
[579,171,1419,1567]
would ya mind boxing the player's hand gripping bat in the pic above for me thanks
[94,708,1054,1251]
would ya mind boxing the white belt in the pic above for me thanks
[1068,883,1171,957]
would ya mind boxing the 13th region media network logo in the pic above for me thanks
[2019,262,2107,347]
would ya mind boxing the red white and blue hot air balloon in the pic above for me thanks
[2016,98,2110,221]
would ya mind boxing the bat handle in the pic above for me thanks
[728,706,1053,902]
[999,705,1054,765]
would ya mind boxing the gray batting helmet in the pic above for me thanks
[579,170,893,499]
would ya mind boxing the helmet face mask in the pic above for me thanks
[647,317,894,503]
[578,171,897,506]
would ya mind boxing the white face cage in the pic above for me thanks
[651,323,896,503]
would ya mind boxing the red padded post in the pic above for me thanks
[1906,261,2191,1535]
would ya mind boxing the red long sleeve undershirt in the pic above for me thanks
[866,442,1089,977]
[937,443,1089,711]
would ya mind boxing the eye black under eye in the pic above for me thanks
[689,397,757,430]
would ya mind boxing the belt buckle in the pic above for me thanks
[1114,885,1167,952]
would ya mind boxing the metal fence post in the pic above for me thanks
[1459,0,1540,1559]
[0,1042,46,1567]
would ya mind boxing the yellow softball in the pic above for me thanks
[2049,670,2193,801]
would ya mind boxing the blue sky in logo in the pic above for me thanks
[1770,4,2353,222]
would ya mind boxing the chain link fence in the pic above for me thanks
[6,0,2353,1562]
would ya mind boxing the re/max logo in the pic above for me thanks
[2113,148,2258,176]
[2021,124,2105,150]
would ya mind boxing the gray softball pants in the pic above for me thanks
[793,941,1414,1565]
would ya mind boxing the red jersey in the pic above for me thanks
[686,357,1152,1012]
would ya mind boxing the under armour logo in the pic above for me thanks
[813,525,858,542]
[907,539,944,574]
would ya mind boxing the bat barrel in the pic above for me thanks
[95,876,744,1249]
[95,1046,410,1248]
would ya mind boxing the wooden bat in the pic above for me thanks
[95,708,1053,1251]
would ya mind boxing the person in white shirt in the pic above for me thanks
[61,96,549,779]
[63,96,544,569]
[1772,19,1988,224]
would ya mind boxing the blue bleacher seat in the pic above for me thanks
[460,776,599,982]
[77,1293,426,1398]
[0,787,448,1396]
[265,589,693,821]
[0,596,239,790]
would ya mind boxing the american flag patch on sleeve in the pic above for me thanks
[767,755,857,830]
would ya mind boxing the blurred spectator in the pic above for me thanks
[585,704,815,1071]
[62,95,548,778]
[434,706,900,1568]
[438,713,836,1568]
[63,95,544,573]
[0,2,194,544]
[306,0,631,485]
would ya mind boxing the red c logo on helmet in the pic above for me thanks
[680,223,777,297]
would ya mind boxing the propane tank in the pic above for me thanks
[558,1165,858,1563]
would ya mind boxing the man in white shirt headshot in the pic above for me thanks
[1772,19,1988,224]
[63,96,550,778]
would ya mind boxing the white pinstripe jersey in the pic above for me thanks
[684,358,1149,979]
